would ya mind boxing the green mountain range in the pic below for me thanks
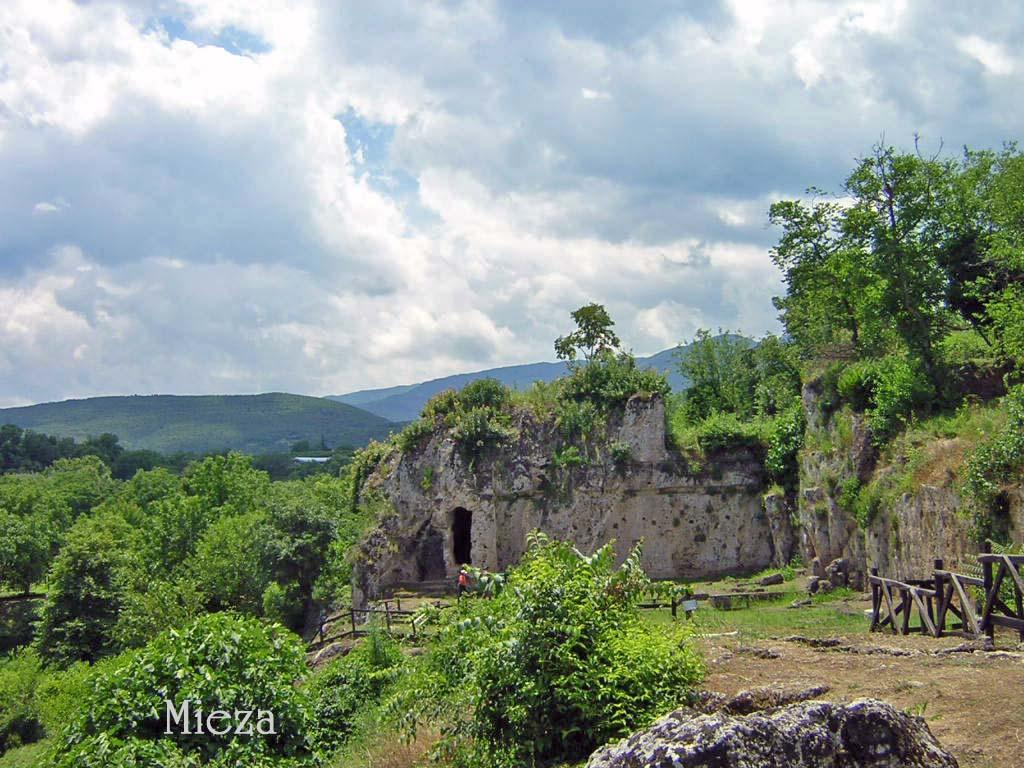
[0,393,395,455]
[330,347,688,422]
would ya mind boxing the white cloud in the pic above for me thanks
[957,35,1014,76]
[1,0,1023,406]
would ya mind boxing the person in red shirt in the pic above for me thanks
[457,568,470,600]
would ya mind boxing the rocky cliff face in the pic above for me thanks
[797,384,1024,584]
[352,396,790,606]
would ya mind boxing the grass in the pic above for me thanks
[641,588,867,639]
[328,724,438,768]
[879,397,1009,485]
[846,396,1013,528]
[0,741,50,768]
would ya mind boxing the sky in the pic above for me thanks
[1,0,1022,406]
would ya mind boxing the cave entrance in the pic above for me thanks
[417,525,446,581]
[451,507,473,565]
[991,492,1012,543]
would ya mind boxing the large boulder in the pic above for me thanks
[586,698,957,768]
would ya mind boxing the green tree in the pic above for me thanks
[554,303,621,363]
[979,147,1024,371]
[842,144,952,378]
[44,456,118,520]
[768,194,883,354]
[35,513,140,666]
[677,331,799,422]
[0,509,51,594]
[263,483,338,630]
[187,511,271,615]
[182,453,270,516]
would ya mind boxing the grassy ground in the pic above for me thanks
[643,588,866,637]
[324,572,1024,767]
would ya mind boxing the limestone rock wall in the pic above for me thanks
[798,384,1024,583]
[352,396,785,606]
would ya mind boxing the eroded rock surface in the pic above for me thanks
[353,395,785,605]
[586,698,957,768]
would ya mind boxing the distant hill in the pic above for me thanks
[330,346,690,423]
[0,393,396,455]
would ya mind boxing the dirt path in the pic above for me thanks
[699,631,1024,768]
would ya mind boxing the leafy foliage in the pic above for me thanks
[836,356,934,444]
[34,512,140,666]
[305,631,404,751]
[53,613,317,768]
[764,403,806,489]
[554,303,621,363]
[962,386,1024,540]
[392,534,704,767]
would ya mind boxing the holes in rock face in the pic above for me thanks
[451,507,473,565]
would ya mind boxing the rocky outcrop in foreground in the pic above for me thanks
[586,697,957,768]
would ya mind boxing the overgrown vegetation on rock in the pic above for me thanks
[383,534,704,768]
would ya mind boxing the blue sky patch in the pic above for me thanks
[338,108,441,233]
[145,16,271,56]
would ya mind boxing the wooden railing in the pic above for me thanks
[869,544,1024,641]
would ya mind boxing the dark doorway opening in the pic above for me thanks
[451,507,473,565]
[417,525,446,581]
[991,492,1012,543]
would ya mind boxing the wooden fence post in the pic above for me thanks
[869,568,879,631]
[982,542,995,641]
[671,597,677,620]
[350,608,357,637]
[933,559,944,636]
[385,601,392,634]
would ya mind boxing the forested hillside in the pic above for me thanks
[0,394,395,455]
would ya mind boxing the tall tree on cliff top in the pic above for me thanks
[554,303,621,363]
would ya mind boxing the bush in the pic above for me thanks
[394,534,704,767]
[938,329,998,370]
[837,476,861,515]
[764,404,805,489]
[561,352,669,412]
[395,418,434,453]
[962,386,1024,539]
[403,380,518,457]
[837,356,933,444]
[986,284,1024,372]
[694,412,764,453]
[853,482,883,528]
[52,613,317,768]
[0,651,44,756]
[458,379,512,411]
[609,441,632,464]
[555,399,600,443]
[450,407,517,454]
[553,445,586,468]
